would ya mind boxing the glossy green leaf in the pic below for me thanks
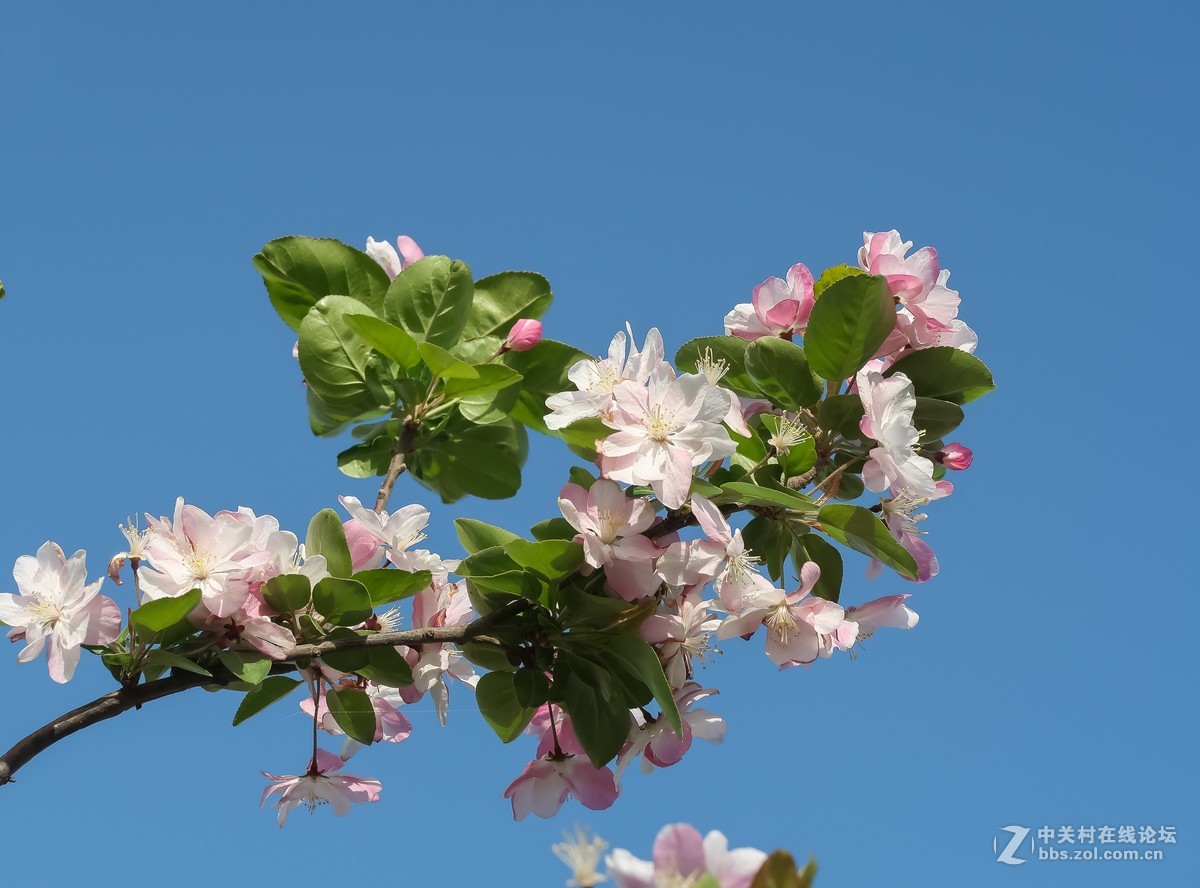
[464,271,553,338]
[745,337,823,409]
[742,515,791,583]
[342,313,420,369]
[501,339,590,394]
[503,539,584,580]
[817,504,917,579]
[130,588,201,634]
[475,671,534,743]
[253,236,390,331]
[297,296,387,416]
[750,851,809,888]
[327,688,377,745]
[813,263,864,298]
[385,255,474,347]
[409,414,526,503]
[912,397,965,441]
[886,346,996,404]
[817,394,865,439]
[306,509,353,578]
[354,568,431,606]
[336,436,393,479]
[143,650,211,677]
[804,274,896,381]
[719,481,818,513]
[460,641,518,672]
[312,577,373,625]
[530,517,577,541]
[455,518,522,554]
[232,676,302,726]
[306,386,360,438]
[559,660,631,766]
[444,365,522,400]
[598,634,681,733]
[262,574,312,613]
[417,341,479,379]
[359,645,414,688]
[513,668,550,709]
[218,651,272,685]
[674,336,762,397]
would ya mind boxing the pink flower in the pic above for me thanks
[260,749,382,826]
[724,263,815,340]
[338,495,430,554]
[0,542,121,683]
[841,594,920,646]
[598,364,736,509]
[640,598,722,689]
[856,370,937,499]
[301,679,413,758]
[716,564,847,668]
[365,235,424,279]
[344,518,385,571]
[201,607,297,659]
[545,325,664,430]
[397,580,477,725]
[858,230,959,330]
[559,479,659,565]
[615,683,725,783]
[502,755,618,820]
[938,442,973,470]
[605,823,768,888]
[504,318,543,351]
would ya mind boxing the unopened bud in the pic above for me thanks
[504,319,543,352]
[936,442,973,470]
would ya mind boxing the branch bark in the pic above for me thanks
[374,420,419,512]
[0,598,531,788]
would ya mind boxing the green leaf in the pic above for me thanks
[464,271,553,339]
[719,481,818,514]
[742,516,791,583]
[744,337,823,409]
[253,236,390,331]
[444,365,522,400]
[559,659,631,766]
[792,534,843,602]
[306,386,360,438]
[560,589,654,632]
[503,539,584,580]
[354,569,431,606]
[385,255,474,347]
[417,341,479,379]
[130,589,202,634]
[804,274,896,381]
[501,339,590,394]
[886,346,996,404]
[813,263,864,298]
[262,574,312,613]
[217,651,272,685]
[674,336,762,397]
[298,295,388,416]
[513,668,550,709]
[312,577,373,625]
[455,518,522,554]
[320,630,370,674]
[750,851,808,888]
[599,634,681,734]
[327,688,377,745]
[143,650,211,677]
[817,504,917,579]
[409,414,526,503]
[817,394,865,439]
[306,509,353,578]
[460,641,518,672]
[342,313,420,369]
[911,397,965,441]
[475,671,534,742]
[336,436,394,479]
[530,517,577,541]
[232,676,302,725]
[359,645,414,687]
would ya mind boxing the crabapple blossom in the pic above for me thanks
[553,826,609,888]
[503,754,619,820]
[865,485,951,583]
[338,495,430,555]
[858,229,960,330]
[558,479,661,599]
[365,235,423,279]
[260,749,382,826]
[615,683,725,784]
[605,823,767,888]
[301,679,413,759]
[504,318,543,351]
[199,605,297,659]
[856,369,937,499]
[640,597,722,689]
[398,581,478,725]
[938,442,974,470]
[597,364,736,509]
[0,542,120,683]
[545,325,664,430]
[835,594,920,654]
[724,262,816,340]
[344,518,385,571]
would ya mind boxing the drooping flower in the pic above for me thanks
[545,325,664,430]
[365,235,424,279]
[0,542,121,683]
[260,749,382,827]
[724,263,816,340]
[615,683,725,783]
[505,318,544,352]
[865,487,950,583]
[856,370,937,499]
[605,823,768,888]
[598,364,736,509]
[503,755,619,820]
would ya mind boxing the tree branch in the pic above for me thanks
[374,420,419,512]
[0,597,532,788]
[644,502,746,540]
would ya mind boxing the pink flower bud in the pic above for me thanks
[344,519,385,571]
[504,319,543,352]
[937,442,973,470]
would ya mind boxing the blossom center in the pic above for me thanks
[764,601,799,645]
[184,549,217,582]
[643,406,675,443]
[28,598,64,628]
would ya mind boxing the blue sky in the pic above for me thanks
[0,2,1195,884]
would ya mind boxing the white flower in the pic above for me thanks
[545,325,664,430]
[855,370,936,499]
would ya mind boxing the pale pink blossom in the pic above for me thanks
[837,594,919,653]
[397,581,477,725]
[301,679,413,758]
[716,564,846,668]
[338,495,430,555]
[201,607,297,659]
[686,496,773,610]
[503,755,618,820]
[544,325,664,430]
[504,318,543,351]
[605,823,767,888]
[858,230,959,330]
[344,518,385,571]
[615,683,725,784]
[640,598,722,689]
[260,749,382,826]
[0,542,121,683]
[856,370,937,499]
[876,306,979,360]
[598,364,736,509]
[938,442,973,470]
[724,263,815,340]
[865,486,951,583]
[138,498,269,618]
[559,480,659,569]
[365,235,423,279]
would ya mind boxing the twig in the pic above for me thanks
[374,420,419,512]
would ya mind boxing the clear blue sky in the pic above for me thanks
[0,2,1194,885]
